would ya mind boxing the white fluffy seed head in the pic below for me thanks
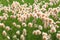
[2,30,7,36]
[0,23,5,28]
[12,22,16,26]
[33,30,41,35]
[55,25,59,28]
[22,29,27,36]
[32,30,37,35]
[28,22,33,27]
[49,2,53,6]
[16,14,21,18]
[17,18,23,22]
[16,25,21,28]
[10,15,16,19]
[41,8,46,12]
[3,16,7,20]
[38,25,43,30]
[36,30,41,35]
[42,32,47,36]
[7,36,10,40]
[42,32,50,40]
[34,0,38,3]
[22,23,27,27]
[59,18,60,20]
[42,5,47,8]
[5,26,11,31]
[0,16,3,20]
[33,14,38,19]
[43,36,48,40]
[13,35,17,38]
[20,34,25,40]
[49,19,54,24]
[16,30,20,35]
[4,13,9,17]
[56,33,60,39]
[50,27,56,33]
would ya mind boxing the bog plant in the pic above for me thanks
[0,0,60,40]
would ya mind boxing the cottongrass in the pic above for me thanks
[0,0,60,40]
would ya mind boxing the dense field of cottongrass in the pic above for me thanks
[0,0,60,40]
